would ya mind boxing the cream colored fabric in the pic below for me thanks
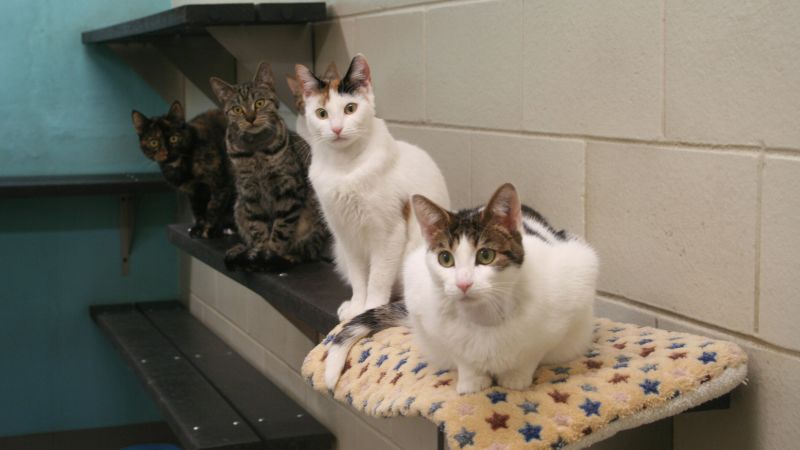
[302,318,748,449]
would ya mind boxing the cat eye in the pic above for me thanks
[148,139,159,148]
[169,136,179,144]
[437,251,454,268]
[316,108,328,119]
[476,248,496,265]
[231,106,244,115]
[344,103,358,115]
[254,99,266,109]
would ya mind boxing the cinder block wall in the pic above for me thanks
[179,1,800,449]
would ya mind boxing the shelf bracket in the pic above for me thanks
[120,194,136,275]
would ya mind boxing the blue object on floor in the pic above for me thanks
[121,445,181,450]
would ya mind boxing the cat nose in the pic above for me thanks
[331,126,343,136]
[457,280,473,293]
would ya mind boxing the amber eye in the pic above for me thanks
[231,106,244,115]
[437,251,454,268]
[316,108,328,119]
[254,99,266,109]
[169,135,179,144]
[344,103,358,115]
[476,248,496,265]
[148,139,159,148]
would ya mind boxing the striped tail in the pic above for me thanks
[324,302,408,390]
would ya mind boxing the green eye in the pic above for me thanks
[148,139,159,148]
[344,103,358,114]
[477,248,496,265]
[316,108,328,119]
[231,106,244,115]
[169,135,179,144]
[254,99,266,109]
[437,251,454,268]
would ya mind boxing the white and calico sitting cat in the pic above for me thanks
[325,183,599,394]
[295,54,450,321]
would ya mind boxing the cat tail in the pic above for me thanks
[324,302,408,390]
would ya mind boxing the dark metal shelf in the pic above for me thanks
[167,223,346,335]
[0,172,169,199]
[82,3,327,44]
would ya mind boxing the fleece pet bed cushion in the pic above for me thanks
[302,318,747,450]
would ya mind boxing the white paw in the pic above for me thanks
[456,373,492,395]
[497,370,533,391]
[337,300,363,322]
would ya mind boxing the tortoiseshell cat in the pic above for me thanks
[131,101,235,238]
[210,63,330,271]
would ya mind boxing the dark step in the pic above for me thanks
[91,301,333,450]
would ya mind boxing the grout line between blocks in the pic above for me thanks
[383,119,800,156]
[753,146,765,334]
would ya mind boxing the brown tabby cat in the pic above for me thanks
[210,63,330,271]
[131,101,235,238]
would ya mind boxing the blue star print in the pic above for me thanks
[613,362,629,369]
[428,401,444,415]
[698,352,717,364]
[637,338,653,345]
[640,379,660,395]
[358,348,371,363]
[454,427,476,448]
[487,391,507,404]
[551,366,571,375]
[518,400,539,414]
[375,354,388,367]
[434,369,450,376]
[579,398,601,417]
[699,341,715,348]
[668,343,686,349]
[585,349,600,358]
[517,423,542,442]
[609,327,625,332]
[616,355,631,362]
[640,363,658,373]
[394,358,408,371]
[322,334,334,345]
[345,392,353,405]
[411,362,428,374]
[404,396,416,409]
[581,384,598,392]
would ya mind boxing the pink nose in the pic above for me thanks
[332,126,343,136]
[457,281,473,293]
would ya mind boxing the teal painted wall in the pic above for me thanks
[0,0,179,437]
[0,0,169,176]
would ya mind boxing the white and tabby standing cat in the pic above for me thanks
[325,184,598,394]
[295,55,450,320]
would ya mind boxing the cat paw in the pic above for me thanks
[337,300,364,322]
[456,373,492,395]
[497,370,534,391]
[224,244,250,270]
[188,223,208,238]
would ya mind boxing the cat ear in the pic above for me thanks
[286,74,301,97]
[483,183,522,233]
[131,110,148,135]
[342,54,371,91]
[412,194,450,245]
[167,100,184,122]
[253,62,274,87]
[295,64,323,97]
[322,61,340,80]
[209,77,235,104]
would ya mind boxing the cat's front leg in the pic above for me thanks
[203,184,234,238]
[335,241,368,322]
[364,223,406,311]
[456,363,492,394]
[496,357,541,391]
